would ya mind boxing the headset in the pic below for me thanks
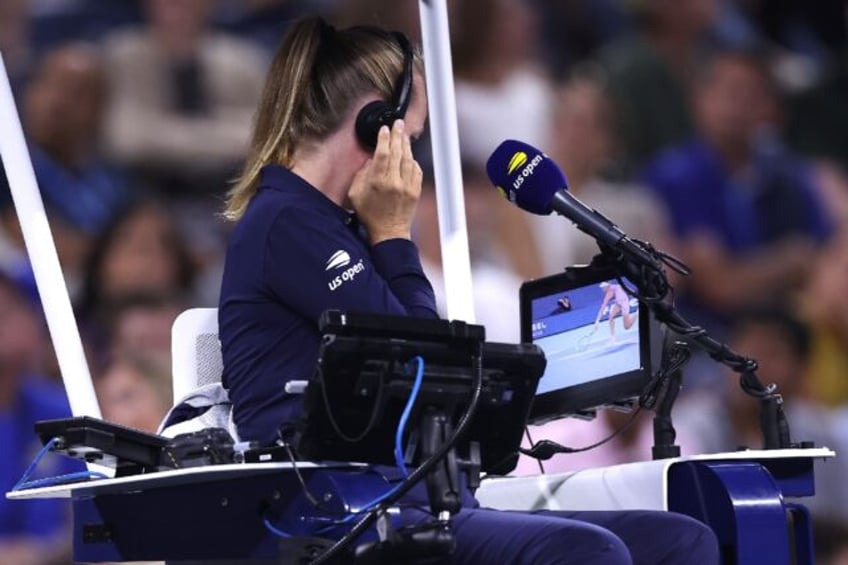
[354,31,415,150]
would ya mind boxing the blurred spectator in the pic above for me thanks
[813,517,848,565]
[77,201,196,369]
[643,50,832,337]
[1,43,132,299]
[0,270,76,565]
[102,0,265,197]
[22,1,144,57]
[740,0,847,65]
[812,161,848,229]
[799,232,848,406]
[216,0,304,56]
[451,0,552,280]
[530,73,674,276]
[79,201,196,311]
[533,0,631,80]
[333,0,420,44]
[674,308,848,525]
[96,353,171,434]
[786,59,848,171]
[0,178,22,270]
[599,0,719,173]
[416,165,523,342]
[105,291,184,379]
[451,0,553,167]
[0,0,33,98]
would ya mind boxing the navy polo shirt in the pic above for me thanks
[219,165,438,444]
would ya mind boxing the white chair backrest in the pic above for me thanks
[171,307,223,401]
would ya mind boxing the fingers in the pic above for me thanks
[400,128,415,183]
[372,120,408,180]
[408,138,422,194]
[410,159,423,197]
[387,119,405,177]
[366,119,420,197]
[371,125,391,176]
[351,119,421,244]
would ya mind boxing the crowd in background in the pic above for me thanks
[1,0,848,563]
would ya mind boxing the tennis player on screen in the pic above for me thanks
[593,281,636,343]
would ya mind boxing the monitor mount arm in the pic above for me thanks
[588,240,792,453]
[354,405,483,564]
[315,343,488,565]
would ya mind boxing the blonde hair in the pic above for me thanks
[224,17,422,221]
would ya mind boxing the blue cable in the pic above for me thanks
[263,517,292,538]
[395,356,425,477]
[14,471,109,490]
[327,353,426,531]
[315,356,426,535]
[13,437,58,490]
[13,436,107,491]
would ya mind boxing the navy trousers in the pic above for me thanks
[399,506,721,564]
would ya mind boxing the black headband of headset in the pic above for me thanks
[317,18,415,148]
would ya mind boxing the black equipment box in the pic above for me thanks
[34,416,169,476]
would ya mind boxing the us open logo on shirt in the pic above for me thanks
[325,250,351,271]
[326,250,365,291]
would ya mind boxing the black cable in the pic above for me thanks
[319,362,386,443]
[639,339,691,411]
[561,407,642,454]
[524,427,544,474]
[261,443,345,537]
[651,302,771,398]
[282,443,340,514]
[309,348,485,564]
[518,406,643,461]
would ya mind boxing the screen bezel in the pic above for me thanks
[520,264,651,424]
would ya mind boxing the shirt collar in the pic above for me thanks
[258,164,358,228]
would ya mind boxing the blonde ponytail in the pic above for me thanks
[224,17,421,221]
[224,18,323,221]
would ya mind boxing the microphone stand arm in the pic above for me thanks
[589,242,793,450]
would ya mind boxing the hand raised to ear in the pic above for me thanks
[349,119,423,245]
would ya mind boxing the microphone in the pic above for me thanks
[485,139,661,269]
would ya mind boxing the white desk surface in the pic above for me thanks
[476,447,836,512]
[8,448,834,509]
[6,461,362,500]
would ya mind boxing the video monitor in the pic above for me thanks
[520,265,653,424]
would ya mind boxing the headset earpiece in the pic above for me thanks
[355,100,395,149]
[355,32,414,149]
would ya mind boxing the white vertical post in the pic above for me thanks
[418,0,476,323]
[0,53,101,419]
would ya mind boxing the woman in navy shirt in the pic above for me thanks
[218,16,718,564]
